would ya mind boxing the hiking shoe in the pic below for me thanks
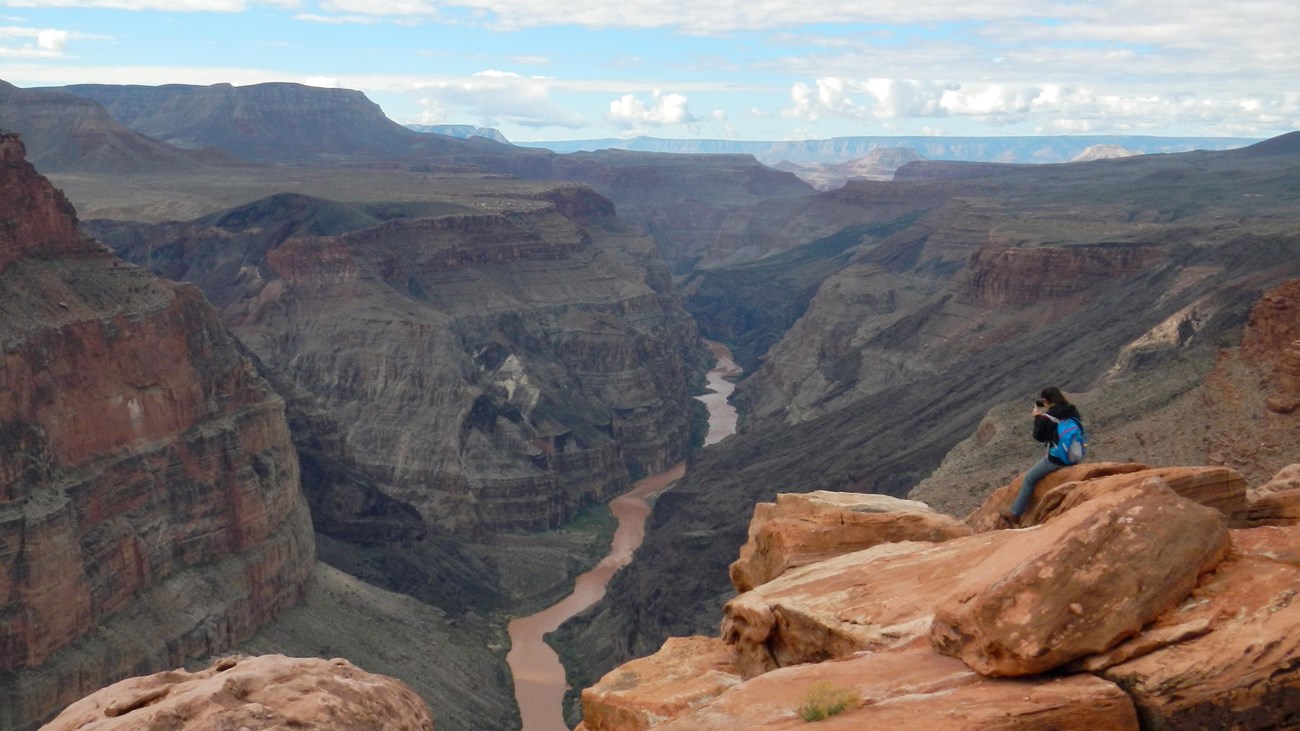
[998,510,1021,526]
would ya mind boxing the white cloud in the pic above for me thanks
[36,29,67,50]
[0,0,287,9]
[319,0,436,15]
[295,12,377,23]
[416,96,445,123]
[304,75,341,87]
[781,74,1300,136]
[413,72,587,128]
[607,89,696,129]
[0,24,87,57]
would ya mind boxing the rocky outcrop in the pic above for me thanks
[963,463,1247,531]
[95,183,704,536]
[580,464,1300,729]
[618,642,1139,731]
[578,637,740,731]
[954,243,1164,307]
[728,491,971,592]
[1087,522,1300,728]
[930,480,1229,677]
[1241,463,1300,526]
[42,654,433,731]
[1242,278,1300,413]
[0,134,314,730]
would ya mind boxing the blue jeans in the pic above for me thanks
[1010,455,1064,517]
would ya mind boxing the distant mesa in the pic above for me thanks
[0,79,232,172]
[407,123,510,144]
[773,147,926,190]
[516,133,1261,166]
[1071,143,1142,162]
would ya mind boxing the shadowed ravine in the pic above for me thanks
[507,340,742,731]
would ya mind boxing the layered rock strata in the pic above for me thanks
[0,133,314,729]
[95,183,703,535]
[579,463,1300,729]
[42,654,434,731]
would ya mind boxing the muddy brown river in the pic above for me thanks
[506,340,741,731]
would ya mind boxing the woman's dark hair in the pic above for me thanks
[1040,386,1068,406]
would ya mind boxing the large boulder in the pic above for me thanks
[729,491,972,592]
[966,463,1248,530]
[41,654,434,730]
[930,478,1230,676]
[580,637,741,731]
[1086,523,1300,728]
[652,642,1139,731]
[722,533,1004,679]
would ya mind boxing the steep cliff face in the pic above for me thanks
[93,182,703,536]
[0,134,314,729]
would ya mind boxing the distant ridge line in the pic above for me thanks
[511,134,1263,166]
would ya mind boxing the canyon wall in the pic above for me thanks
[93,182,705,537]
[0,133,315,729]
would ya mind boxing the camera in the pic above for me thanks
[1034,399,1047,408]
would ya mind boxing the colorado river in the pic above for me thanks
[506,340,742,731]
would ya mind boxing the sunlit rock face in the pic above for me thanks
[0,133,314,730]
[41,655,434,731]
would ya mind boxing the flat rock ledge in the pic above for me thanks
[581,462,1300,730]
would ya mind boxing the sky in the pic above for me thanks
[0,0,1297,143]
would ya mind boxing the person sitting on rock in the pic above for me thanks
[1001,386,1083,525]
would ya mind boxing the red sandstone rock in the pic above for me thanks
[1241,278,1300,414]
[966,462,1249,530]
[931,479,1230,676]
[0,132,83,271]
[1022,466,1247,528]
[965,461,1149,530]
[1242,463,1300,526]
[652,642,1138,731]
[722,531,1006,679]
[580,637,741,731]
[42,654,434,730]
[729,491,973,592]
[592,464,1300,730]
[1088,524,1300,728]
